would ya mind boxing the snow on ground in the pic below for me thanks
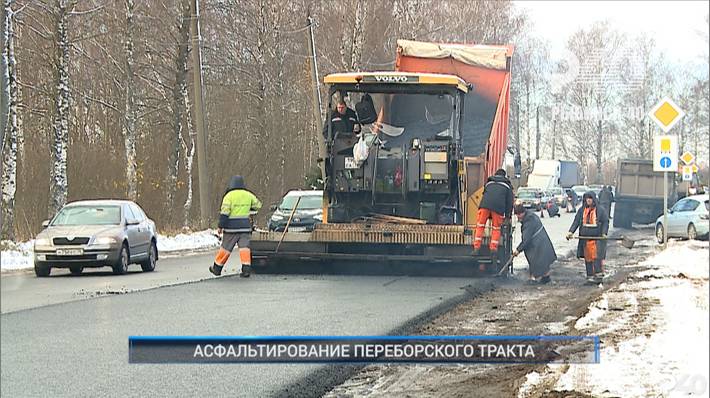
[155,229,220,253]
[519,239,710,398]
[1,230,220,272]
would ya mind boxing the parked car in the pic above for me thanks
[588,184,604,196]
[571,185,589,198]
[515,187,544,211]
[33,200,158,277]
[548,187,568,208]
[268,190,323,232]
[655,194,709,243]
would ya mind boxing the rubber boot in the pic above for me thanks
[209,263,223,276]
[240,265,252,278]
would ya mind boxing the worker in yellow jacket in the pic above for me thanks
[210,175,262,277]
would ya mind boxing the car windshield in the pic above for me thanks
[280,195,322,210]
[517,191,538,199]
[51,206,121,226]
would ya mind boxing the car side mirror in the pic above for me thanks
[126,219,140,226]
[270,205,278,211]
[41,220,50,228]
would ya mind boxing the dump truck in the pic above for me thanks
[613,158,677,228]
[251,40,514,276]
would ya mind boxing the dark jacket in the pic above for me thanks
[218,176,262,232]
[566,189,579,207]
[569,191,609,260]
[322,108,358,137]
[479,175,514,217]
[598,187,613,207]
[516,210,557,277]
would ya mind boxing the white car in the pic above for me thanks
[655,194,709,243]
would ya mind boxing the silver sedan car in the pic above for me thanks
[33,200,158,277]
[655,194,709,243]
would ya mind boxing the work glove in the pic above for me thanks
[601,234,607,239]
[566,232,573,240]
[512,250,519,257]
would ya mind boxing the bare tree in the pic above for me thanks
[1,0,17,240]
[48,0,73,216]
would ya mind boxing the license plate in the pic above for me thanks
[344,157,358,169]
[288,226,307,232]
[56,248,83,256]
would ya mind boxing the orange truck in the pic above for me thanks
[251,40,515,276]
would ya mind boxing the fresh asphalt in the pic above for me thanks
[1,251,494,397]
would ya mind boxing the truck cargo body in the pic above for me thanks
[559,160,579,188]
[526,159,560,190]
[613,159,676,228]
[251,40,514,276]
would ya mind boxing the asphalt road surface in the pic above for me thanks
[1,211,590,397]
[1,251,489,397]
[1,251,219,313]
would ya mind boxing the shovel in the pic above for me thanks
[496,255,515,276]
[574,235,635,249]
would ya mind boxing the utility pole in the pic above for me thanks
[535,105,540,160]
[190,0,211,227]
[306,13,326,184]
[551,119,557,159]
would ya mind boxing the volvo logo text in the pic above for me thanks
[374,75,408,83]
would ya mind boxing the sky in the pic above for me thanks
[515,1,709,76]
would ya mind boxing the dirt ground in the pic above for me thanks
[324,228,663,398]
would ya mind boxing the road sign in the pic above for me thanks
[649,97,685,132]
[692,164,699,173]
[680,151,695,165]
[653,135,678,172]
[682,166,693,181]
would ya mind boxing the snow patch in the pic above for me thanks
[156,229,220,253]
[552,240,710,397]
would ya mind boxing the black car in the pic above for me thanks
[267,190,323,232]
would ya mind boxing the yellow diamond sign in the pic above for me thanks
[681,151,695,165]
[649,97,685,132]
[692,164,699,173]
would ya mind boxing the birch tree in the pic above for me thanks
[48,0,73,216]
[1,0,17,240]
[122,0,137,200]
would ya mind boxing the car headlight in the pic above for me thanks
[271,214,285,221]
[94,237,116,245]
[314,214,323,221]
[34,238,51,246]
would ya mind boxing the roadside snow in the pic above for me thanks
[520,240,710,398]
[1,229,220,272]
[156,229,220,252]
[0,240,34,271]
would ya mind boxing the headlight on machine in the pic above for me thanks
[93,237,116,245]
[34,238,51,246]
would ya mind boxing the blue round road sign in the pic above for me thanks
[660,156,671,168]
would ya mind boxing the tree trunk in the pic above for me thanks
[49,0,70,217]
[0,2,8,155]
[182,79,195,229]
[123,0,138,201]
[167,0,191,221]
[350,0,367,71]
[595,119,603,183]
[0,3,16,240]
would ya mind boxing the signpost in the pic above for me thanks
[649,98,684,247]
